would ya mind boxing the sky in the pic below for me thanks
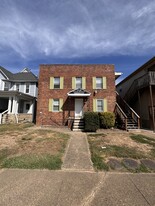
[0,0,155,83]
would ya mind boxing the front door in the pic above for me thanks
[75,99,83,118]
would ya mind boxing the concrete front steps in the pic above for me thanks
[72,118,84,132]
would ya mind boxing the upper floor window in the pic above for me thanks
[50,77,64,89]
[93,77,107,89]
[72,77,86,89]
[54,77,60,89]
[26,83,29,93]
[4,82,10,91]
[16,83,19,91]
[96,77,103,89]
[76,77,82,89]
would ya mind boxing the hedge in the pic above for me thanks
[99,112,115,129]
[84,112,99,132]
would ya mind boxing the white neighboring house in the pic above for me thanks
[0,66,38,124]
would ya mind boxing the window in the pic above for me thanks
[53,99,59,112]
[4,82,10,91]
[16,83,19,91]
[93,77,107,89]
[50,77,63,89]
[54,77,60,89]
[93,98,107,112]
[26,103,30,110]
[97,100,103,112]
[96,77,103,89]
[49,98,63,112]
[72,77,86,89]
[76,77,82,89]
[26,83,29,93]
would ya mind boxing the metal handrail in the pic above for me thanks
[0,109,9,124]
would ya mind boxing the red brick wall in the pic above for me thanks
[36,65,116,126]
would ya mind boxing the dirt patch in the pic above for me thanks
[89,129,155,158]
[0,125,69,158]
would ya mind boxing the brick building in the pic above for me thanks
[36,64,117,129]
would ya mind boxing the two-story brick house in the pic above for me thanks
[0,66,38,124]
[36,64,116,129]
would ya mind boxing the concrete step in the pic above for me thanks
[72,128,84,132]
[72,119,84,131]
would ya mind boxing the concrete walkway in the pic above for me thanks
[62,132,94,171]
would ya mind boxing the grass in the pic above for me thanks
[1,154,62,170]
[0,148,11,162]
[101,145,146,159]
[130,134,155,147]
[88,133,154,172]
[91,153,109,171]
[0,124,70,170]
[0,123,34,133]
[88,133,106,137]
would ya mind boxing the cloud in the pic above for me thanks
[0,0,155,64]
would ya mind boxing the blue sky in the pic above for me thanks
[0,0,155,83]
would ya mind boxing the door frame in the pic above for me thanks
[75,98,83,118]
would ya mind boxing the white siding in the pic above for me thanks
[29,83,36,96]
[20,83,25,93]
[0,72,6,90]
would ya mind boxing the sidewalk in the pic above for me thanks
[0,169,154,206]
[62,132,94,171]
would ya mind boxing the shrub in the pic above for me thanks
[99,112,115,129]
[84,112,99,132]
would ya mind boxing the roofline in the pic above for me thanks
[40,64,115,66]
[115,72,123,80]
[0,91,36,99]
[3,79,38,83]
[68,93,91,97]
[117,56,155,86]
[0,68,9,80]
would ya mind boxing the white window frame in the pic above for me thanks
[25,83,30,94]
[76,77,82,89]
[4,81,10,91]
[54,77,60,89]
[16,83,20,91]
[96,77,103,89]
[96,99,104,112]
[53,99,59,112]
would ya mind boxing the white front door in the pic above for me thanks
[75,99,83,118]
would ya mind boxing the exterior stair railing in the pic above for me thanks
[115,92,140,130]
[124,71,155,102]
[0,109,9,124]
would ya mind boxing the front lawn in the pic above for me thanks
[0,124,70,170]
[88,130,155,172]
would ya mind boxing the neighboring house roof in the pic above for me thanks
[0,66,14,79]
[0,66,38,82]
[13,72,38,82]
[117,56,155,86]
